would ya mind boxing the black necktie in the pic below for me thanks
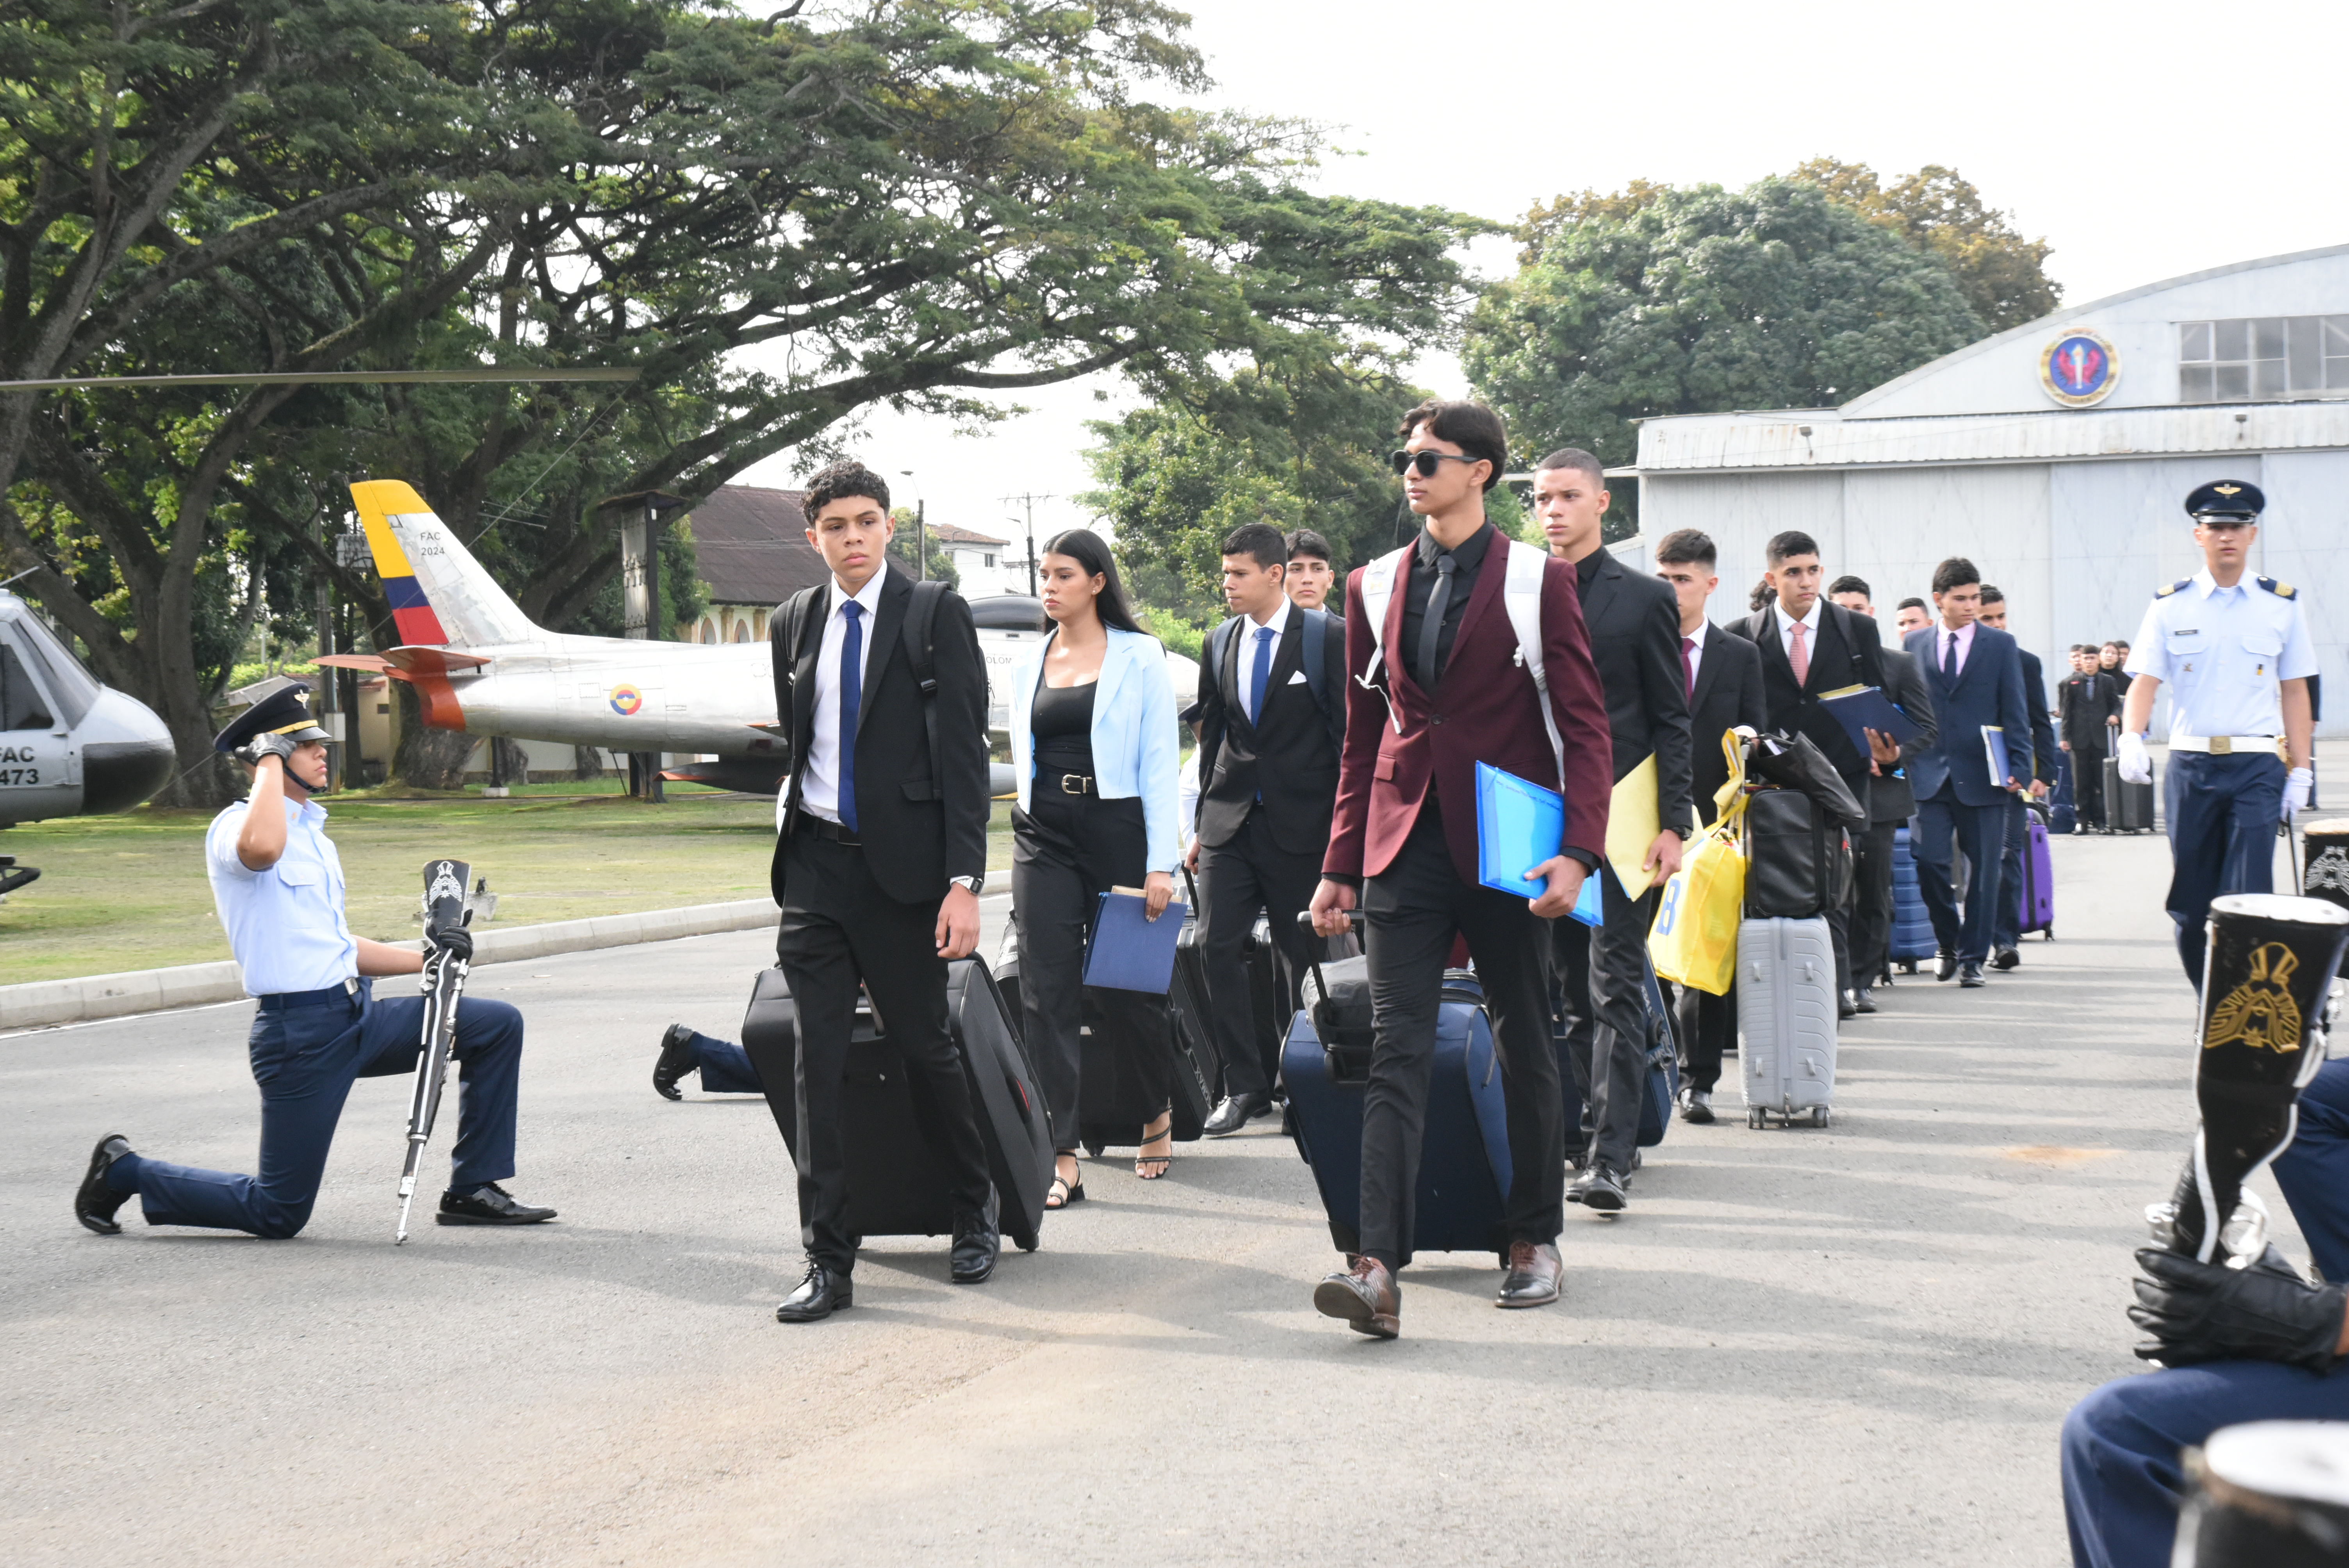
[1943,630,1958,680]
[1419,553,1455,688]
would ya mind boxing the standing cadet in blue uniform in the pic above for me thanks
[2116,482,2319,986]
[72,684,556,1238]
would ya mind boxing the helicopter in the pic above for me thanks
[0,586,177,894]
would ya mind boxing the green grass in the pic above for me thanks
[1,795,1020,985]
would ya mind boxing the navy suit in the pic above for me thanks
[1993,649,2059,952]
[1903,623,2034,965]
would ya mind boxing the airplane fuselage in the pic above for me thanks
[435,632,782,756]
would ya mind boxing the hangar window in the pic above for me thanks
[2178,316,2349,402]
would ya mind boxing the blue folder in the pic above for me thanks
[1819,685,1921,755]
[1475,762,1602,926]
[1081,889,1187,993]
[1982,725,2013,789]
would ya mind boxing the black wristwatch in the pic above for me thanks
[949,874,985,895]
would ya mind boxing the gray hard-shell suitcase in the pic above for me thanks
[1736,916,1837,1129]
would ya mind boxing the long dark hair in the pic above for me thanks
[1039,528,1146,636]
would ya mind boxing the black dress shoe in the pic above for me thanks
[1934,949,1958,982]
[1838,991,1858,1021]
[1313,1255,1399,1338]
[950,1193,1000,1284]
[75,1133,134,1235]
[1959,962,1986,988]
[436,1182,557,1225]
[1854,987,1878,1014]
[1990,946,2021,971]
[1678,1088,1715,1124]
[777,1261,853,1323]
[654,1023,697,1101]
[1568,1162,1629,1212]
[1496,1241,1564,1308]
[1202,1090,1271,1137]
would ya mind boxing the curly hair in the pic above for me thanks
[802,460,891,520]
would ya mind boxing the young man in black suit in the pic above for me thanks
[1536,451,1694,1211]
[1725,531,1899,1014]
[2058,644,2120,829]
[1191,522,1347,1135]
[1977,585,2056,970]
[1654,529,1765,1123]
[1829,576,1939,1012]
[755,461,997,1324]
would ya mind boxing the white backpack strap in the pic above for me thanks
[1501,538,1565,777]
[1356,545,1413,734]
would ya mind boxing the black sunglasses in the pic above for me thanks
[1390,449,1485,478]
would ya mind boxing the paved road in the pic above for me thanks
[3,835,2306,1566]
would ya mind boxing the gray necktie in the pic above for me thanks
[1418,553,1456,689]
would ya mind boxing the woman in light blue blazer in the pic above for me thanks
[1008,529,1182,1206]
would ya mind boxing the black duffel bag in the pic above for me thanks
[1746,730,1867,828]
[1744,786,1855,918]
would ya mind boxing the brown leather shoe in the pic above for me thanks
[1496,1240,1563,1308]
[1314,1255,1399,1338]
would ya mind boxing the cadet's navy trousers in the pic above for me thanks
[111,980,524,1238]
[2061,1060,2349,1568]
[2163,749,2285,987]
[681,1029,762,1094]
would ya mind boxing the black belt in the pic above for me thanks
[258,979,360,1012]
[1047,771,1098,796]
[801,815,862,846]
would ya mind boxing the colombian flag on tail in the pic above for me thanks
[351,481,453,646]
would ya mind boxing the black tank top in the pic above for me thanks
[1032,681,1097,779]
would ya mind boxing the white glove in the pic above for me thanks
[2285,767,2314,819]
[2117,731,2153,785]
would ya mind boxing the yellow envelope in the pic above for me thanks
[1606,753,1663,898]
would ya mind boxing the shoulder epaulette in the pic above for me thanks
[2257,574,2296,599]
[2155,577,2193,599]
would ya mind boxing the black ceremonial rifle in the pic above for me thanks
[396,858,473,1244]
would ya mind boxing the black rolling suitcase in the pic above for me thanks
[740,957,1053,1253]
[2103,755,2157,833]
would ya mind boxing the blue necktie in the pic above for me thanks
[838,599,863,832]
[1249,624,1274,724]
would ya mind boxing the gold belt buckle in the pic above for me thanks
[2210,736,2233,756]
[1061,773,1089,795]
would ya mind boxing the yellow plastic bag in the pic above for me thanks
[1649,731,1749,996]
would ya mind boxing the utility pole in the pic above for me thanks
[899,472,925,581]
[1000,492,1056,595]
[315,520,340,791]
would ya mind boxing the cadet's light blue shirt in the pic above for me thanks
[205,796,360,996]
[2125,569,2317,741]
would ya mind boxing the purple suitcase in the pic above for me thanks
[2014,804,2054,939]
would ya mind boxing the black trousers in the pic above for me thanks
[772,828,993,1276]
[1012,791,1170,1151]
[1847,818,1898,987]
[1550,863,1656,1174]
[1196,813,1322,1100]
[1672,981,1734,1095]
[1359,804,1566,1271]
[2071,745,2107,827]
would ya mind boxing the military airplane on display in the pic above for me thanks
[323,481,1188,794]
[0,587,176,830]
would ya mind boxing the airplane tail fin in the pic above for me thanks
[349,481,536,648]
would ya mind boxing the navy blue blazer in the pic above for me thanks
[1902,623,2034,808]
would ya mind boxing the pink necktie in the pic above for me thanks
[1788,620,1810,684]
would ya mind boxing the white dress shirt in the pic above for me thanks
[1238,595,1292,723]
[205,796,360,996]
[798,570,888,824]
[1771,597,1823,677]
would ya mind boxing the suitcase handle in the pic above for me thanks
[1295,908,1367,1016]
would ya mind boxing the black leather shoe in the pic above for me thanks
[1678,1087,1715,1124]
[1202,1090,1271,1137]
[1313,1255,1399,1338]
[654,1023,697,1101]
[1990,946,2021,971]
[1854,987,1878,1014]
[1568,1162,1629,1212]
[950,1192,1000,1284]
[1838,990,1859,1021]
[1959,962,1986,988]
[436,1182,557,1225]
[1934,949,1958,982]
[1496,1241,1564,1308]
[777,1261,853,1323]
[75,1133,134,1235]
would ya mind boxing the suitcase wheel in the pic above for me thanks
[1813,1107,1830,1128]
[1747,1109,1763,1130]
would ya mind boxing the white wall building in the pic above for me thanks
[929,523,1035,599]
[1633,244,2349,734]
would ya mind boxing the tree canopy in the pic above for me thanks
[1787,159,2060,331]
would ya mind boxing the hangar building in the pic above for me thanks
[1631,244,2349,734]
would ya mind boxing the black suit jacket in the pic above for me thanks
[1576,549,1696,832]
[768,568,990,907]
[2018,649,2059,786]
[1729,601,1888,811]
[1685,624,1767,826]
[1193,609,1346,850]
[2058,670,2120,752]
[1869,645,1940,823]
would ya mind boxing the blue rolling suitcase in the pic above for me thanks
[2048,752,2078,835]
[1557,963,1679,1152]
[1889,825,1937,974]
[1282,933,1514,1264]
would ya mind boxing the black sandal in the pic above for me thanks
[1046,1154,1086,1209]
[1135,1114,1174,1181]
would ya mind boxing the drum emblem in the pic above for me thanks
[2306,847,2349,896]
[2203,942,2303,1054]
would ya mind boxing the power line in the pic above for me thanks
[0,367,641,392]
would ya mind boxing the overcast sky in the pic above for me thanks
[738,0,2348,558]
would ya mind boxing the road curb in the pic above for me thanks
[0,897,781,1032]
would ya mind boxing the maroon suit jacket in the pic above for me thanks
[1323,533,1613,886]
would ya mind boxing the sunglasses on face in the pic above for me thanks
[1390,449,1483,478]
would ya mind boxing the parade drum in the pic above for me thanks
[2298,820,2349,975]
[2155,895,2349,1263]
[2174,1422,2349,1567]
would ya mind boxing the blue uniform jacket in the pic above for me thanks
[1902,624,2035,808]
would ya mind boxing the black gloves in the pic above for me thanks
[2130,1246,2348,1373]
[428,922,473,964]
[244,731,298,764]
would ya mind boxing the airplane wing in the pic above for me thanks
[317,647,493,678]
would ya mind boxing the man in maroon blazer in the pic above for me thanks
[1307,399,1613,1338]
